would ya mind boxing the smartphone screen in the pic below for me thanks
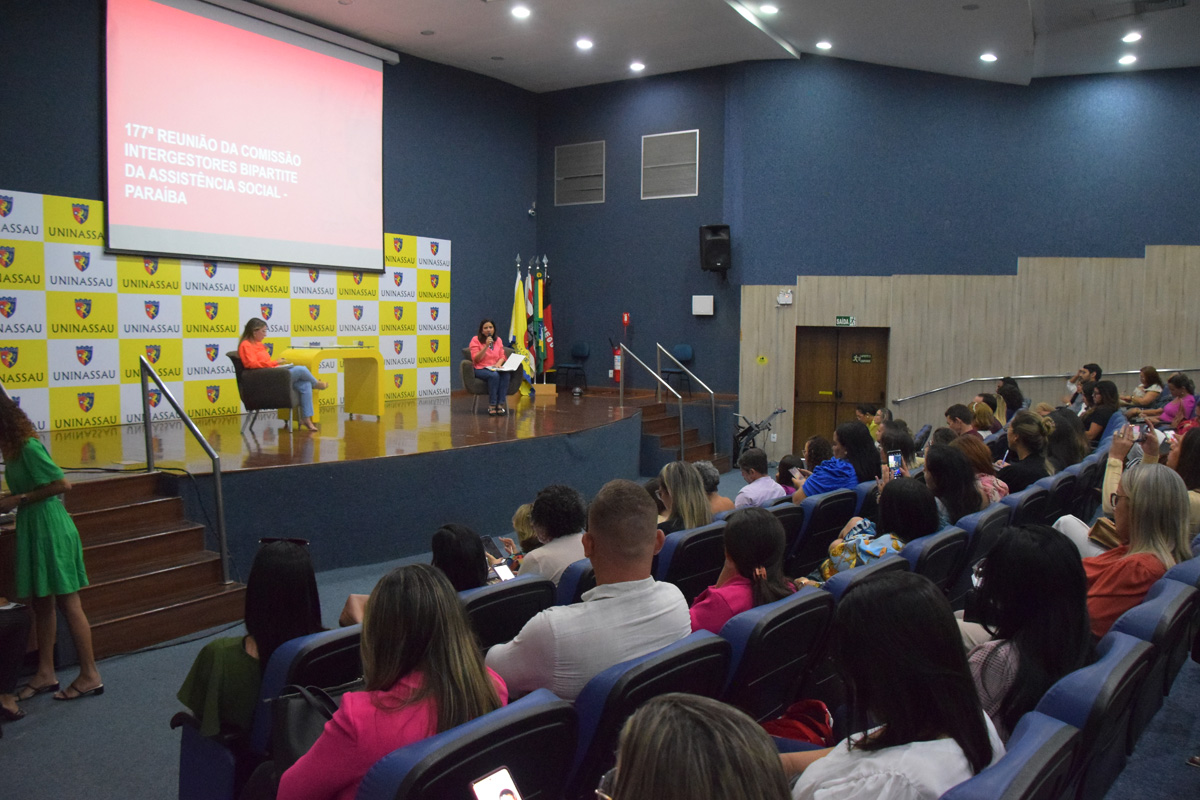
[789,466,802,478]
[493,564,515,582]
[472,767,523,800]
[1130,424,1143,441]
[887,450,902,478]
[481,536,503,560]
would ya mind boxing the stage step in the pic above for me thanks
[638,406,731,476]
[62,472,243,660]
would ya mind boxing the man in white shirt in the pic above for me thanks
[1062,363,1102,413]
[485,479,691,701]
[513,484,587,585]
[734,447,786,508]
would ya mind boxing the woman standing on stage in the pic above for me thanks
[0,393,104,702]
[238,318,327,432]
[469,318,511,416]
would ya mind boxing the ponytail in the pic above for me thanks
[724,508,794,608]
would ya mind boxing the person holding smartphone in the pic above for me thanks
[469,318,512,416]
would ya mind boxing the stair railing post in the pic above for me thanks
[140,360,155,473]
[212,457,230,584]
[655,347,662,404]
[619,345,626,407]
[678,396,686,461]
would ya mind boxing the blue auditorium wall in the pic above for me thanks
[536,68,743,394]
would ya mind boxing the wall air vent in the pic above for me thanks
[641,129,699,200]
[554,140,605,206]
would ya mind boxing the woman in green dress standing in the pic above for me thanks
[1,394,103,702]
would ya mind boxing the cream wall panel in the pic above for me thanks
[739,285,797,463]
[794,276,889,328]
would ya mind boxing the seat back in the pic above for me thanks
[719,587,835,721]
[566,631,731,800]
[1001,485,1049,528]
[1163,555,1200,589]
[852,480,879,517]
[768,503,806,559]
[940,712,1080,800]
[670,344,693,363]
[1034,631,1153,800]
[459,575,556,651]
[947,503,1013,609]
[1072,456,1103,520]
[1036,472,1077,525]
[556,558,596,606]
[571,342,590,360]
[356,689,578,800]
[1098,413,1127,447]
[900,527,968,592]
[176,723,238,800]
[654,521,727,605]
[913,424,932,452]
[785,489,858,576]
[821,554,909,604]
[1110,579,1200,749]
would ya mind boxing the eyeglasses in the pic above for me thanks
[258,537,310,546]
[1110,493,1125,508]
[595,768,616,800]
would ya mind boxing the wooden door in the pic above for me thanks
[793,327,889,454]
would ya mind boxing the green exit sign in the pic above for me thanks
[851,353,872,364]
[835,315,857,327]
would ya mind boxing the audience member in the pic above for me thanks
[1121,366,1163,414]
[644,476,667,520]
[1082,380,1121,441]
[1077,379,1098,418]
[279,564,505,800]
[485,480,690,701]
[950,435,1009,504]
[509,503,541,556]
[856,404,879,438]
[879,426,918,474]
[945,404,980,438]
[818,478,939,581]
[996,411,1055,493]
[1141,372,1196,430]
[604,693,791,800]
[1033,402,1056,417]
[1046,409,1089,472]
[775,453,803,496]
[689,508,794,633]
[924,445,986,526]
[996,379,1025,423]
[657,461,714,534]
[972,393,998,415]
[179,541,323,738]
[929,426,958,451]
[511,484,587,584]
[872,407,894,440]
[792,422,880,503]
[694,460,735,515]
[1063,364,1102,412]
[803,435,834,472]
[971,402,1002,435]
[782,572,1002,798]
[964,526,1095,742]
[735,448,786,508]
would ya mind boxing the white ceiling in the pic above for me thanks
[252,0,1200,92]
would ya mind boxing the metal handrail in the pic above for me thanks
[892,367,1200,405]
[139,357,231,584]
[656,344,717,458]
[619,344,686,461]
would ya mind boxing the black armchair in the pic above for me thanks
[227,353,297,432]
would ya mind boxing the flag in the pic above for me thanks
[507,267,534,394]
[524,267,537,372]
[542,274,555,371]
[532,262,546,372]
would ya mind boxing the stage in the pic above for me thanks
[37,391,651,580]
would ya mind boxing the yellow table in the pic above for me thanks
[277,346,384,424]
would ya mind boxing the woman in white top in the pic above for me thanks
[1121,365,1163,418]
[504,484,587,585]
[783,571,1004,800]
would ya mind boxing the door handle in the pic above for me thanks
[835,390,843,400]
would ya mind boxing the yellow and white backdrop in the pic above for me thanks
[0,188,451,433]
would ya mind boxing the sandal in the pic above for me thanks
[54,681,105,701]
[16,681,59,701]
[488,406,499,416]
[1187,755,1200,768]
[497,406,508,416]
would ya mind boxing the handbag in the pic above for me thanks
[270,678,364,771]
[760,699,835,747]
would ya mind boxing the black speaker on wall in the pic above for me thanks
[699,224,731,273]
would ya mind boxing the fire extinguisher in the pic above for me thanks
[609,337,621,384]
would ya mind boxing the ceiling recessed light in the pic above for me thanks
[630,61,645,72]
[420,30,435,36]
[815,41,832,50]
[576,38,593,50]
[980,52,998,62]
[760,4,779,13]
[1122,32,1142,43]
[511,6,530,19]
[1119,54,1138,65]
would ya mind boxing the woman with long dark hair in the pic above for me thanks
[1083,380,1121,441]
[178,540,323,737]
[923,445,986,526]
[468,318,512,416]
[430,523,490,591]
[1046,410,1089,472]
[1,393,103,703]
[689,508,794,633]
[967,526,1095,741]
[818,478,940,581]
[792,422,881,503]
[279,564,506,800]
[783,571,1001,796]
[1141,372,1197,430]
[238,317,327,431]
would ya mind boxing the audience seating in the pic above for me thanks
[654,521,727,605]
[1110,578,1200,750]
[355,689,578,800]
[1034,631,1153,800]
[173,626,364,800]
[565,631,731,800]
[947,503,1013,610]
[785,489,857,577]
[1001,485,1049,528]
[1071,456,1103,521]
[719,586,835,721]
[770,493,795,507]
[459,575,556,651]
[1097,413,1127,448]
[900,527,968,592]
[1035,472,1077,526]
[913,424,932,452]
[939,712,1080,800]
[768,502,807,557]
[852,480,878,518]
[555,558,596,606]
[821,554,909,604]
[1163,556,1200,590]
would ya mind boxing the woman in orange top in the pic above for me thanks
[237,318,327,431]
